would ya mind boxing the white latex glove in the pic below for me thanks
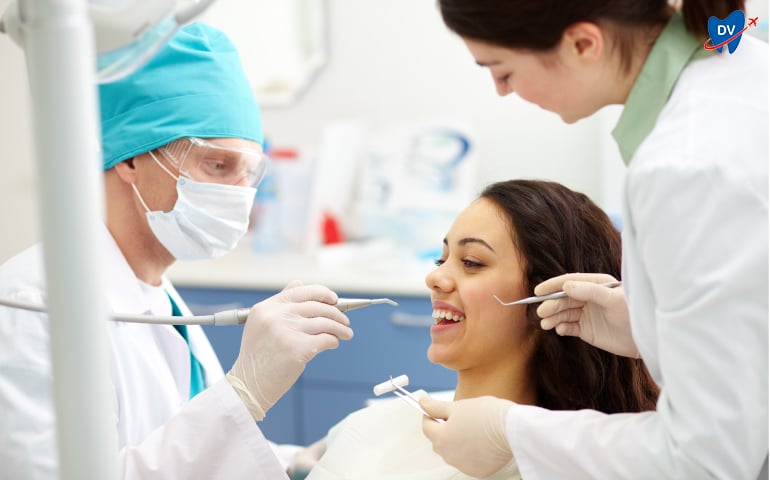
[420,395,514,478]
[535,273,639,358]
[227,281,353,420]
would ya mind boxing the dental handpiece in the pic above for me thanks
[0,296,399,326]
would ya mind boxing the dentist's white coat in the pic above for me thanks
[0,227,289,479]
[504,35,768,480]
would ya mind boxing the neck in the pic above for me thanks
[453,360,537,405]
[104,171,174,286]
[609,24,666,105]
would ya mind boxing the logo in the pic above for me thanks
[704,10,759,54]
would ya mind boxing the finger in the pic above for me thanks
[534,273,616,296]
[282,279,304,290]
[281,284,339,305]
[419,395,450,419]
[537,296,585,319]
[287,302,351,326]
[555,322,582,337]
[292,316,354,340]
[539,308,582,330]
[422,415,443,444]
[562,280,621,308]
[295,333,341,363]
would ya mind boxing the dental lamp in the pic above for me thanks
[0,1,213,478]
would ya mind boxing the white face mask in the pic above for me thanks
[131,152,257,260]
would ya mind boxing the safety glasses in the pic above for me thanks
[157,137,268,187]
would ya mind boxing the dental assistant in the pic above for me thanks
[420,0,768,479]
[0,23,353,479]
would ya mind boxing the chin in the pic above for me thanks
[427,345,455,369]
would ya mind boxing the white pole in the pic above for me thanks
[22,0,117,478]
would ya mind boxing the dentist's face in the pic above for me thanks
[425,198,533,372]
[461,37,602,124]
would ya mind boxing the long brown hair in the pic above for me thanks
[481,179,659,413]
[439,0,744,71]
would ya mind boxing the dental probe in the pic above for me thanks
[494,280,622,306]
[0,296,398,326]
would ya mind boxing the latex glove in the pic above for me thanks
[535,273,639,358]
[227,281,353,420]
[420,395,514,478]
[287,437,326,479]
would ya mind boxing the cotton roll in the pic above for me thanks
[373,375,409,396]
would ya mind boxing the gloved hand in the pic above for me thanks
[535,273,639,358]
[227,281,353,420]
[420,395,514,478]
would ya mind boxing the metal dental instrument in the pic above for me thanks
[373,375,445,423]
[335,297,398,312]
[0,296,398,326]
[494,281,623,306]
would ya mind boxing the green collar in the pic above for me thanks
[611,10,712,164]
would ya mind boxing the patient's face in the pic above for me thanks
[425,198,533,373]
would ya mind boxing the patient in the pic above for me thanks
[304,179,659,479]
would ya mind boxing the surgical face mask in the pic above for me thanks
[131,151,256,260]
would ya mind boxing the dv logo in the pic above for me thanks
[704,10,759,54]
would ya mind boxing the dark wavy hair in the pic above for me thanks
[480,179,658,413]
[438,0,744,71]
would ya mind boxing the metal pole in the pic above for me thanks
[22,0,117,477]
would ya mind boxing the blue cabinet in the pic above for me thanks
[175,286,455,445]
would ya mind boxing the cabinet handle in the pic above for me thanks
[390,312,434,328]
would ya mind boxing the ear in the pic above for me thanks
[112,157,138,184]
[560,22,604,64]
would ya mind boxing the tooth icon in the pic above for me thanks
[707,10,746,54]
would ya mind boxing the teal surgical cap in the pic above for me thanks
[99,22,262,170]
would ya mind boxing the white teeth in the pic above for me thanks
[432,309,466,323]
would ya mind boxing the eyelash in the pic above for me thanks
[433,258,484,269]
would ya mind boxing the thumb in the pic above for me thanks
[563,280,619,307]
[282,279,304,291]
[419,395,450,419]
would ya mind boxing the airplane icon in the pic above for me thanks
[748,16,758,28]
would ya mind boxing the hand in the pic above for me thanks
[535,273,639,358]
[420,395,514,478]
[227,281,353,420]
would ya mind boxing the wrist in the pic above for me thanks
[226,372,267,421]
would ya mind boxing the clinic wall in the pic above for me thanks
[257,0,607,203]
[0,38,38,263]
[0,0,610,263]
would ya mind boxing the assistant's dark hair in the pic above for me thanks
[480,179,658,413]
[439,0,744,70]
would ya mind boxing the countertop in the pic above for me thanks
[166,239,433,297]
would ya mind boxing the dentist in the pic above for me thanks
[420,0,768,479]
[0,23,352,479]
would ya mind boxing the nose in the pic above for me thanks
[495,82,513,97]
[425,264,454,293]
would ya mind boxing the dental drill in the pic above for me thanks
[0,296,399,326]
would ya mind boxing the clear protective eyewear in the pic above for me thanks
[157,137,268,188]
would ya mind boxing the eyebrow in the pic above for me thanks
[476,60,502,67]
[443,237,496,253]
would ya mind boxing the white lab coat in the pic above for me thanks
[504,37,768,479]
[0,226,290,479]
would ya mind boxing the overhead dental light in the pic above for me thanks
[0,0,216,82]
